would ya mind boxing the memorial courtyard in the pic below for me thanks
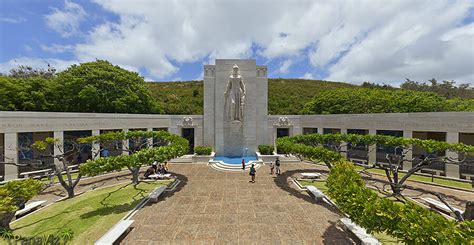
[0,59,473,244]
[1,1,474,241]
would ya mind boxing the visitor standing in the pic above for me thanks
[242,159,245,170]
[275,157,281,175]
[269,161,274,175]
[249,164,256,183]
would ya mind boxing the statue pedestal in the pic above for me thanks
[223,120,244,157]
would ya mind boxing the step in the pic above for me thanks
[209,161,263,172]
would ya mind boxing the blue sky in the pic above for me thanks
[0,0,473,85]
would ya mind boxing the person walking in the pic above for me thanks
[269,161,274,175]
[249,164,256,183]
[241,159,245,170]
[275,157,281,175]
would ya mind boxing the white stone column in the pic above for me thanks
[445,132,460,178]
[368,129,377,165]
[403,130,413,170]
[122,129,129,155]
[53,131,64,166]
[318,127,324,135]
[91,130,100,160]
[146,128,153,148]
[340,128,348,159]
[4,133,18,180]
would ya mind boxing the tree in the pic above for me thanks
[54,60,162,114]
[78,131,188,184]
[31,137,98,198]
[6,64,57,79]
[0,76,58,111]
[277,133,474,220]
[0,179,43,230]
[401,78,474,99]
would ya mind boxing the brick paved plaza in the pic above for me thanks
[122,163,354,244]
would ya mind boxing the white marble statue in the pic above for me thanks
[225,65,246,122]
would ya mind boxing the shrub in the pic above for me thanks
[0,179,43,230]
[258,144,275,155]
[326,161,473,244]
[194,145,212,155]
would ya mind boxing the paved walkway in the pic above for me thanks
[123,163,354,244]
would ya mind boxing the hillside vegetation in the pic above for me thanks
[1,61,472,115]
[147,79,473,115]
[148,79,358,115]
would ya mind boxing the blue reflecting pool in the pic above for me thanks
[213,156,257,164]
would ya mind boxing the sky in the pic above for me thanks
[0,0,473,86]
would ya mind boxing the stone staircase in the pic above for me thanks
[209,160,264,172]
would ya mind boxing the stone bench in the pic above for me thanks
[95,220,134,245]
[15,200,46,217]
[422,197,463,217]
[148,173,172,180]
[149,186,167,203]
[349,158,368,165]
[301,172,321,179]
[306,186,324,202]
[19,169,52,179]
[19,165,80,180]
[340,218,380,245]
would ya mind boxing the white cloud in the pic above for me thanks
[12,0,470,83]
[67,0,470,84]
[0,16,26,24]
[325,1,474,85]
[44,0,86,37]
[278,59,293,74]
[41,44,75,53]
[300,73,314,80]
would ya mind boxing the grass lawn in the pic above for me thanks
[298,179,404,245]
[353,165,472,190]
[9,180,171,244]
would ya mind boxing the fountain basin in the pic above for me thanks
[213,156,257,164]
[208,154,263,171]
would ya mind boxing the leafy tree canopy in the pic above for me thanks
[54,60,162,114]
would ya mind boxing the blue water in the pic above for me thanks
[213,156,257,164]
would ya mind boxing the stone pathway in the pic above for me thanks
[122,163,354,244]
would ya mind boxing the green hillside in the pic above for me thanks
[147,79,358,115]
[3,61,471,115]
[268,79,356,114]
[147,79,474,115]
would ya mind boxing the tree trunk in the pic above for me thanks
[0,212,15,230]
[464,201,474,221]
[390,184,402,196]
[66,186,75,198]
[131,168,140,184]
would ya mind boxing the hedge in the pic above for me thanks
[327,161,473,243]
[194,145,212,155]
[258,144,275,155]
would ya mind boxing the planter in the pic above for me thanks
[192,152,215,163]
[256,151,278,163]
